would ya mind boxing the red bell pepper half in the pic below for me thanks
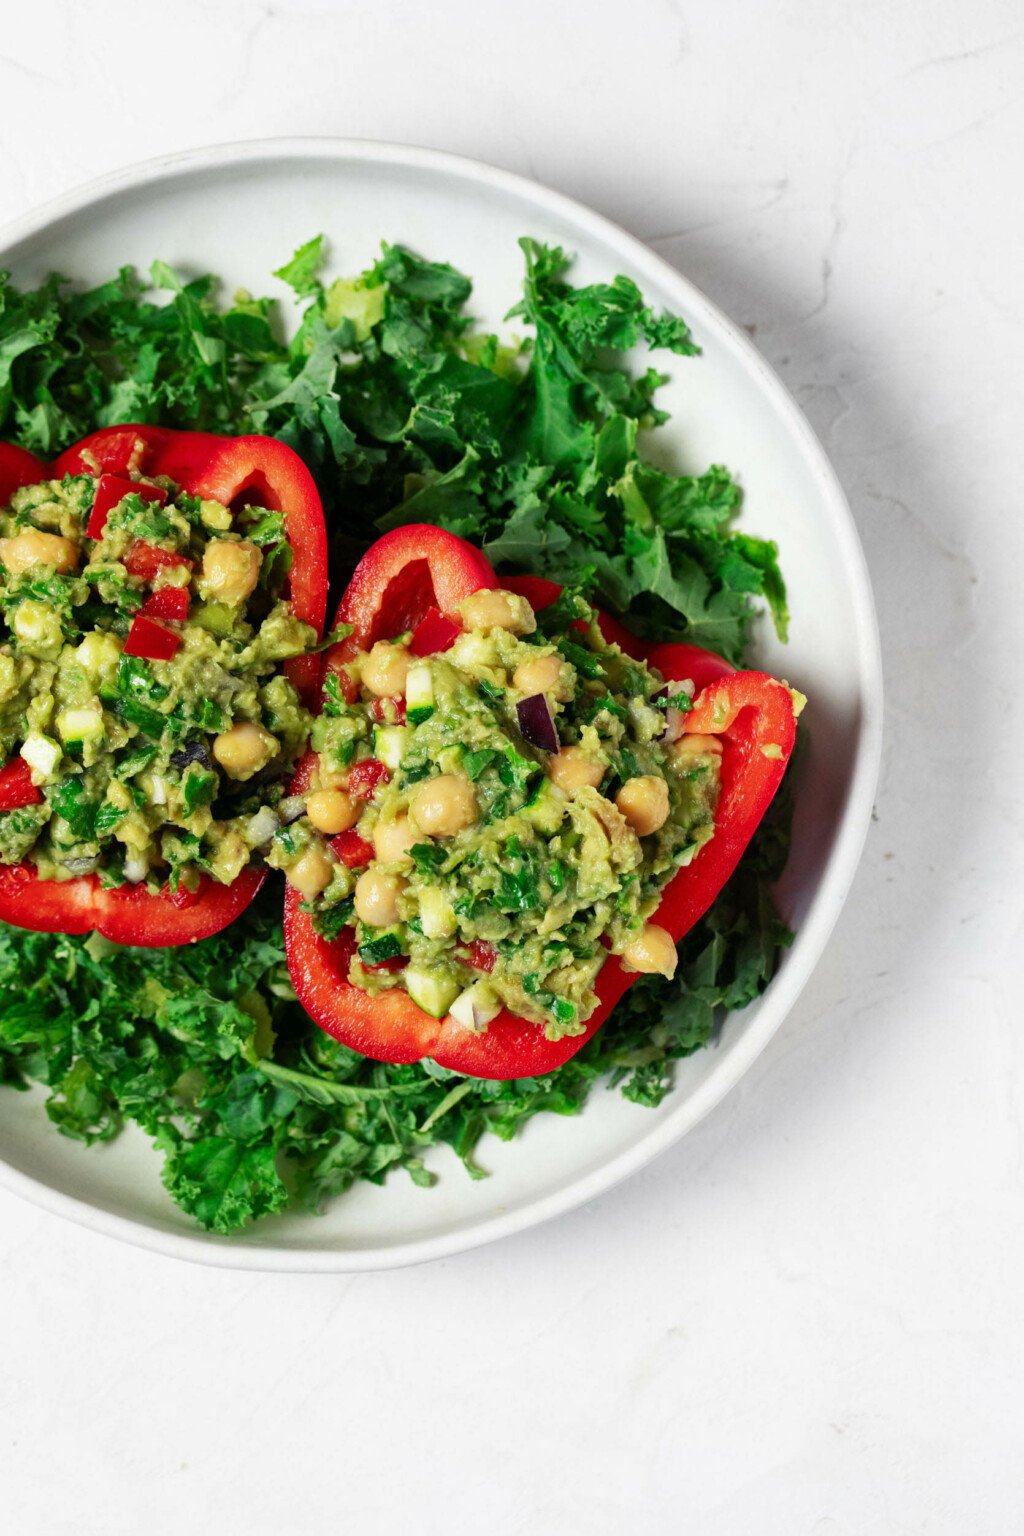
[0,428,330,947]
[284,529,799,1079]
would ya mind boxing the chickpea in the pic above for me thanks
[354,868,406,927]
[512,651,562,695]
[201,539,262,604]
[548,746,604,794]
[460,587,536,636]
[409,774,478,838]
[616,775,670,837]
[212,721,278,780]
[0,530,78,575]
[620,923,678,979]
[360,640,411,698]
[287,845,334,901]
[305,788,359,835]
[373,812,418,865]
[672,732,725,760]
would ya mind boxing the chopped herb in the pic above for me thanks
[408,843,447,877]
[462,747,497,781]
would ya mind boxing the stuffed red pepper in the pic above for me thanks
[282,525,802,1079]
[0,426,327,945]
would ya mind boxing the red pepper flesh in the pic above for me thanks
[123,541,193,582]
[0,861,265,947]
[462,939,497,973]
[0,427,330,946]
[284,529,798,1078]
[87,474,167,540]
[346,758,391,801]
[369,696,406,724]
[140,586,189,623]
[0,759,42,812]
[330,830,375,869]
[410,606,462,657]
[0,443,48,506]
[123,614,182,662]
[166,873,211,910]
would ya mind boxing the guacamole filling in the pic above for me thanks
[279,588,723,1040]
[0,469,315,891]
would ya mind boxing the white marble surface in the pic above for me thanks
[0,1,1021,1530]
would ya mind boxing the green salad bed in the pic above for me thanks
[0,236,793,1233]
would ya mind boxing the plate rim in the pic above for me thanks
[0,136,883,1272]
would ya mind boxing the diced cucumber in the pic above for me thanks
[449,981,502,1031]
[404,964,462,1020]
[193,601,235,638]
[358,927,405,967]
[523,777,567,835]
[56,707,105,745]
[19,733,61,778]
[405,663,434,725]
[418,886,458,939]
[373,725,408,771]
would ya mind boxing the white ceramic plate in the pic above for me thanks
[0,139,881,1270]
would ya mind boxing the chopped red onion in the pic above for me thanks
[246,807,281,849]
[655,680,696,741]
[516,692,558,752]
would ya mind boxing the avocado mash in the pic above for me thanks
[278,587,722,1039]
[0,467,315,892]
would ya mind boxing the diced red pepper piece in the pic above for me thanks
[87,474,167,540]
[410,605,462,657]
[0,759,42,812]
[124,614,182,662]
[346,758,391,801]
[283,530,799,1079]
[462,939,497,973]
[140,586,189,622]
[123,540,193,583]
[366,954,409,974]
[330,830,375,869]
[369,695,406,724]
